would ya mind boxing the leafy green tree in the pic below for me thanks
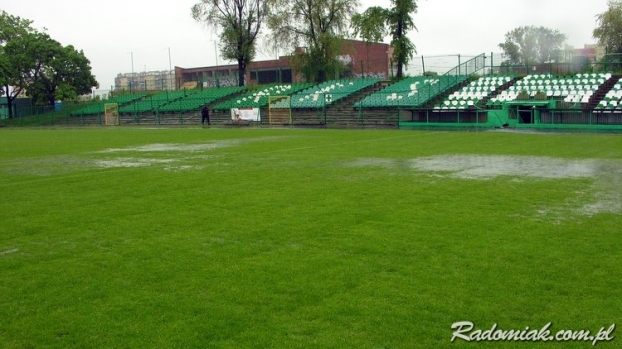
[594,0,622,71]
[0,10,36,44]
[267,0,359,83]
[498,26,567,67]
[192,0,268,86]
[351,7,389,44]
[387,0,417,79]
[0,11,35,118]
[351,0,417,79]
[27,42,99,106]
[0,47,10,92]
[594,0,622,54]
[351,7,388,77]
[0,11,98,117]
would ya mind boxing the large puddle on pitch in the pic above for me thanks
[421,155,595,179]
[1,137,286,175]
[93,158,178,168]
[347,155,622,217]
[347,155,619,179]
[97,140,241,153]
[96,136,286,154]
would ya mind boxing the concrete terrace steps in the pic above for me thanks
[330,82,384,111]
[262,80,387,126]
[478,77,520,108]
[586,74,622,110]
[312,82,390,126]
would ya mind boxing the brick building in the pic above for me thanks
[174,39,393,88]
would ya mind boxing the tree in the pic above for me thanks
[594,0,622,71]
[387,0,417,79]
[351,7,388,44]
[192,0,268,86]
[0,10,36,45]
[0,11,36,118]
[27,42,99,106]
[267,0,359,83]
[0,11,98,118]
[350,0,417,80]
[351,7,389,77]
[498,26,567,67]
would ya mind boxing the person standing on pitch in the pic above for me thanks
[201,105,210,125]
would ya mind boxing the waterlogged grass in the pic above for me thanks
[0,128,621,348]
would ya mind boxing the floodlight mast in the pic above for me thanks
[127,51,134,92]
[168,47,174,90]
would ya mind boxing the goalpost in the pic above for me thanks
[104,103,119,126]
[268,95,292,125]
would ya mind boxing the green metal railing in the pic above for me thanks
[422,53,486,106]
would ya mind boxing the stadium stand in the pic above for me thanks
[355,75,469,108]
[436,75,513,109]
[492,73,612,107]
[158,86,246,113]
[272,78,381,109]
[596,78,622,110]
[70,93,146,116]
[212,83,313,110]
[119,90,198,114]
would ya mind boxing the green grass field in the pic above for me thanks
[0,127,620,348]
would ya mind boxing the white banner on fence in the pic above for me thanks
[231,108,260,121]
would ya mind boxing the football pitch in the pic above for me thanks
[0,127,620,348]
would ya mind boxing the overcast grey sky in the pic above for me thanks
[2,0,610,91]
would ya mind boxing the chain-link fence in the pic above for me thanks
[404,52,616,77]
[0,100,101,127]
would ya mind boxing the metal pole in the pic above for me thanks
[130,52,134,92]
[421,56,425,76]
[214,40,219,67]
[491,52,494,74]
[168,47,173,90]
[458,54,461,75]
[212,40,219,87]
